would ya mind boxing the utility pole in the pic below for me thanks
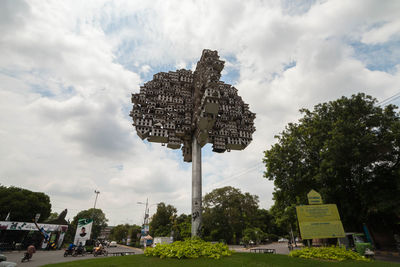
[137,198,149,232]
[92,190,100,219]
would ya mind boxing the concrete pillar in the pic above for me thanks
[191,135,202,237]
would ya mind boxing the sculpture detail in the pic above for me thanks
[130,49,256,162]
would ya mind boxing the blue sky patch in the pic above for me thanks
[350,40,400,73]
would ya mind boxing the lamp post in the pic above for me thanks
[137,199,159,229]
[137,198,149,227]
[92,190,100,219]
[137,199,159,247]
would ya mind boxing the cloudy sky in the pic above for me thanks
[1,0,400,226]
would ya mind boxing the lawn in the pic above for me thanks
[43,253,399,267]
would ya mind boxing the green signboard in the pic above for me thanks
[298,221,345,239]
[296,204,341,222]
[296,190,345,239]
[307,189,322,205]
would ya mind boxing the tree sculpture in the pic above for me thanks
[130,49,256,236]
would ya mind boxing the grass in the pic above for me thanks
[42,253,399,267]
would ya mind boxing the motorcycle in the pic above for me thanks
[64,248,75,257]
[93,247,108,257]
[72,247,86,257]
[21,252,32,262]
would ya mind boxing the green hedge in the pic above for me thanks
[289,246,371,262]
[144,238,234,259]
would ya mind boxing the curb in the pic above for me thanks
[115,244,143,252]
[375,251,400,257]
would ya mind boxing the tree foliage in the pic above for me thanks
[202,186,259,244]
[264,93,400,231]
[149,202,177,237]
[110,224,141,244]
[110,224,129,242]
[0,185,51,222]
[172,214,191,241]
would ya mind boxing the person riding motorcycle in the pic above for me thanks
[76,242,84,254]
[22,244,36,262]
[67,243,76,253]
[94,243,104,255]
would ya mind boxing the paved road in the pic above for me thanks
[2,245,143,267]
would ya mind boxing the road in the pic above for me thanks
[2,245,143,267]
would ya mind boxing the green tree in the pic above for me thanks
[65,208,108,243]
[109,224,141,245]
[110,224,129,243]
[0,185,51,222]
[263,93,400,231]
[172,214,191,241]
[269,204,298,239]
[128,224,142,246]
[149,203,177,237]
[242,227,265,245]
[202,186,259,244]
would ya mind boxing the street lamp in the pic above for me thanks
[137,199,160,227]
[137,199,149,227]
[92,190,100,219]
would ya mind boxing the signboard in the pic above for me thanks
[307,190,322,205]
[141,224,149,236]
[296,204,345,239]
[0,221,67,232]
[298,221,345,239]
[74,219,93,245]
[296,204,341,222]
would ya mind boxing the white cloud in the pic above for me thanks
[362,20,400,44]
[1,0,400,226]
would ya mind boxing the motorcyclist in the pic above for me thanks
[94,243,103,254]
[76,242,84,254]
[26,244,36,259]
[67,243,76,253]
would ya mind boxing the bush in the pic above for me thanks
[289,246,371,262]
[144,238,234,259]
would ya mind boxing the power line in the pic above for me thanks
[204,162,264,191]
[378,92,400,106]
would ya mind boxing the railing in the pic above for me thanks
[108,251,135,256]
[249,248,276,254]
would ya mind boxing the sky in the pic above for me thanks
[1,0,400,226]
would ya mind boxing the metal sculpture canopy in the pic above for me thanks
[130,49,255,236]
[130,49,256,161]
